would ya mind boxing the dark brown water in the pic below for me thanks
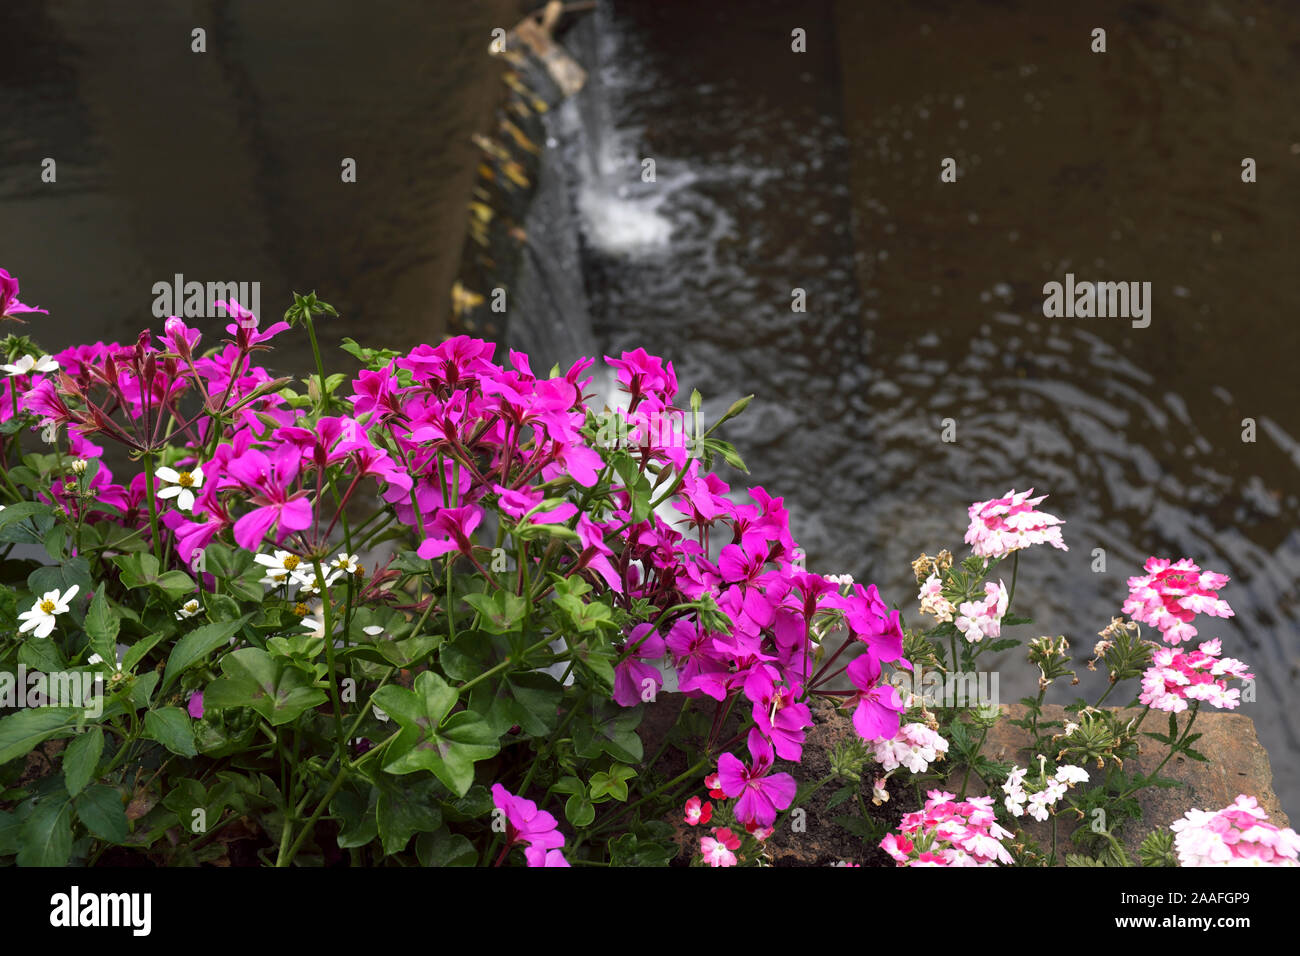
[2,0,1296,817]
[553,0,1299,816]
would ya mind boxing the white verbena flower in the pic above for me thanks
[18,584,80,639]
[154,465,204,512]
[175,598,201,620]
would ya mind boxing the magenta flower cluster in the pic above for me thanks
[4,270,919,866]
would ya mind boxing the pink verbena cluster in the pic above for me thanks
[964,488,1067,559]
[881,790,1015,866]
[872,722,949,774]
[1138,639,1253,713]
[1169,795,1300,867]
[1122,557,1234,646]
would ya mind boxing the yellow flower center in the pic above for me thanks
[293,603,309,617]
[39,600,56,614]
[283,555,300,570]
[178,471,193,487]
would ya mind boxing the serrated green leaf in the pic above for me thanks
[62,727,104,797]
[75,784,129,844]
[144,707,197,757]
[18,798,74,866]
[161,616,250,694]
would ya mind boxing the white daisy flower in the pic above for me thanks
[18,584,80,639]
[175,598,201,620]
[255,549,303,586]
[329,552,360,575]
[293,566,343,597]
[1,354,59,377]
[154,465,204,511]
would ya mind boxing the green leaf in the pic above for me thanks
[564,793,595,827]
[0,502,53,531]
[0,707,80,763]
[43,523,67,562]
[27,558,92,606]
[204,647,327,726]
[0,809,20,855]
[573,704,643,763]
[588,768,632,802]
[121,630,173,673]
[550,775,584,796]
[463,590,526,634]
[825,786,855,810]
[161,616,250,694]
[111,552,158,590]
[505,671,563,735]
[372,671,457,728]
[383,710,500,797]
[75,784,129,844]
[415,829,477,867]
[153,570,197,600]
[608,832,673,867]
[144,707,197,757]
[18,798,74,866]
[376,777,443,856]
[331,786,379,849]
[62,727,104,797]
[84,589,120,660]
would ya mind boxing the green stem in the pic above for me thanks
[304,315,330,413]
[958,723,990,800]
[142,453,163,564]
[312,558,348,768]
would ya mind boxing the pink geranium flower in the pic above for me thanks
[415,505,483,560]
[226,446,314,550]
[716,729,797,828]
[0,268,49,322]
[491,783,568,867]
[845,654,906,741]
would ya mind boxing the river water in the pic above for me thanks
[3,0,1296,817]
